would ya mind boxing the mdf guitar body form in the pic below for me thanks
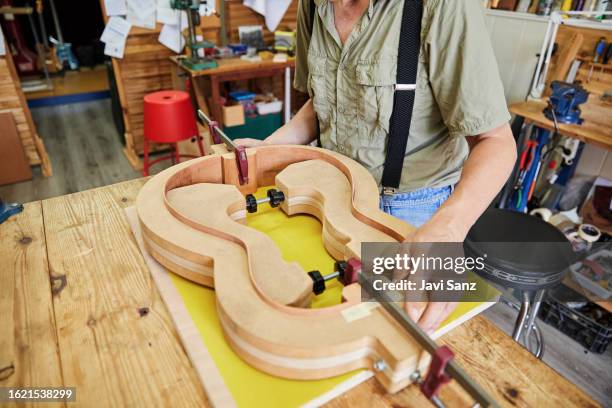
[136,145,428,393]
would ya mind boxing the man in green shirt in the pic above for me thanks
[235,0,517,333]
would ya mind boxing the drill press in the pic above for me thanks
[170,0,217,70]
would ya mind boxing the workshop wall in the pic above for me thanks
[483,10,549,103]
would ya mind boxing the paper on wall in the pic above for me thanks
[128,0,156,20]
[104,41,126,58]
[127,0,156,29]
[101,17,131,59]
[100,16,132,44]
[157,7,179,25]
[159,23,185,54]
[156,0,177,24]
[243,0,292,32]
[104,0,127,16]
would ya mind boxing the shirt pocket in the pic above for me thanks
[307,54,331,132]
[355,63,396,143]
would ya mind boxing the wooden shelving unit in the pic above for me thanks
[0,40,52,177]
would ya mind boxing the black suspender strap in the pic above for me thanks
[381,0,423,193]
[309,0,316,31]
[308,0,322,146]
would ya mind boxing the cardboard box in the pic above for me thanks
[222,105,245,127]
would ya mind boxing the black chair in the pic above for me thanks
[464,208,574,358]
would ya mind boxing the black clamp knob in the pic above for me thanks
[308,271,326,295]
[246,194,258,213]
[267,189,285,208]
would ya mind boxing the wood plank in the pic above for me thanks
[547,32,583,87]
[171,55,295,78]
[0,202,65,408]
[42,180,209,407]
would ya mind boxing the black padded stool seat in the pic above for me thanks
[464,208,574,291]
[464,208,575,358]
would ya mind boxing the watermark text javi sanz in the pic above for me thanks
[361,243,489,302]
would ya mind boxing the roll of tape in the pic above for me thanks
[530,208,553,222]
[578,224,601,243]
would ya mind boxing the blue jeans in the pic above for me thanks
[379,186,453,228]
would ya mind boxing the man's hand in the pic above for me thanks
[400,123,516,334]
[402,218,462,334]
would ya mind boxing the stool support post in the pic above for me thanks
[196,135,205,156]
[143,139,150,176]
[512,292,530,342]
[174,143,180,165]
[523,289,546,358]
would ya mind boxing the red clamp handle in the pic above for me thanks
[235,146,249,185]
[208,120,221,144]
[420,345,454,399]
[344,258,362,285]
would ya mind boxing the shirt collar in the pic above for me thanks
[314,0,376,17]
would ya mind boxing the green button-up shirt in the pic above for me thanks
[293,0,511,192]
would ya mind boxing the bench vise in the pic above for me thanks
[544,81,589,125]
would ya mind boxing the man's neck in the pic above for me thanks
[332,0,369,44]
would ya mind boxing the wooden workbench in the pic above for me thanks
[0,179,599,407]
[509,99,612,151]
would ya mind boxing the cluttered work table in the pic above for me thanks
[170,56,296,130]
[1,177,599,407]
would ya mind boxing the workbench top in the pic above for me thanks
[510,99,612,151]
[169,55,295,77]
[0,179,599,407]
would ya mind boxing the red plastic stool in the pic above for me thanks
[142,90,205,176]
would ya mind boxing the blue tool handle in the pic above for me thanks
[594,38,607,63]
[0,201,24,224]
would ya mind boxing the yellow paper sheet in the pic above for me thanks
[168,187,498,407]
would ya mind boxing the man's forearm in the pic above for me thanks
[262,99,318,146]
[429,124,517,240]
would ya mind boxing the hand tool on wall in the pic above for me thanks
[588,37,607,82]
[198,109,249,184]
[0,198,23,224]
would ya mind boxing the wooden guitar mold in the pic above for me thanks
[136,145,427,393]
